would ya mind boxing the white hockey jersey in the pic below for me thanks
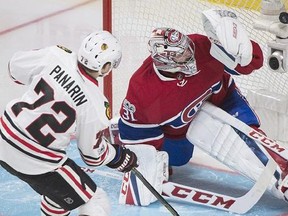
[0,45,115,174]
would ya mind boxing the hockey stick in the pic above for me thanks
[131,167,180,216]
[82,157,276,214]
[81,167,122,180]
[201,102,288,160]
[162,157,276,214]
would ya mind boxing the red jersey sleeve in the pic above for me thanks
[234,40,264,75]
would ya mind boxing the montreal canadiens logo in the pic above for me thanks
[165,29,183,46]
[181,89,212,123]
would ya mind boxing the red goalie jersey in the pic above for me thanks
[118,33,263,157]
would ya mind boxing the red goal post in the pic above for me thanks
[103,0,113,114]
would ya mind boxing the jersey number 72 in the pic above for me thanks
[11,78,76,147]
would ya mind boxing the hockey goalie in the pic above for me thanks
[114,8,288,213]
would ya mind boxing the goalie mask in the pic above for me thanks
[78,30,122,77]
[148,28,198,77]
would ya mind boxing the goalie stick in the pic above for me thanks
[82,157,276,214]
[201,102,288,160]
[162,157,276,214]
[131,167,180,216]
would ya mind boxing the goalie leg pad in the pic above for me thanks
[119,144,168,206]
[186,109,278,192]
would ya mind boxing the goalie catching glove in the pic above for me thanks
[202,9,253,69]
[107,144,138,172]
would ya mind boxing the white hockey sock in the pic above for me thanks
[78,187,111,216]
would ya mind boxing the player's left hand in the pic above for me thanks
[107,144,138,172]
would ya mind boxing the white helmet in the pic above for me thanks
[148,28,198,77]
[78,30,122,76]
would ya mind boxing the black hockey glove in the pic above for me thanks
[107,144,138,172]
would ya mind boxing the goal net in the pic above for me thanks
[105,0,288,142]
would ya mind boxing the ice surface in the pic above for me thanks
[0,142,287,216]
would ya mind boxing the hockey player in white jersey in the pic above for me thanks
[0,30,138,216]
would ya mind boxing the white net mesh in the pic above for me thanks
[110,0,288,116]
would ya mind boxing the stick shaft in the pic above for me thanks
[131,167,180,216]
